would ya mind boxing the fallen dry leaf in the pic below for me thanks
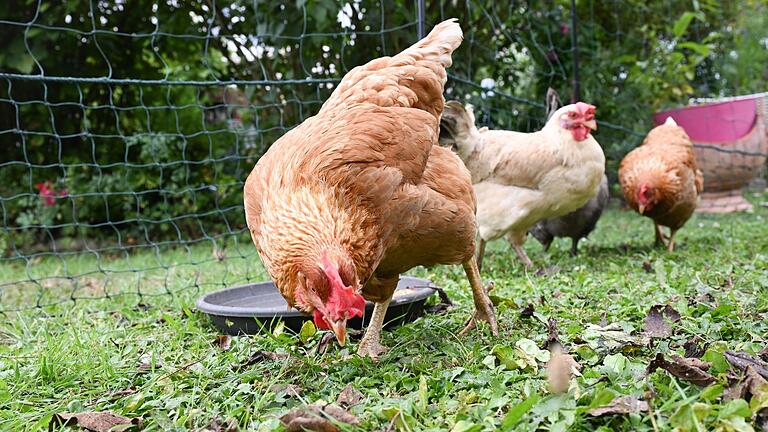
[313,333,337,355]
[270,383,302,398]
[583,323,650,354]
[212,244,227,262]
[279,403,359,432]
[336,384,364,407]
[642,261,653,273]
[212,335,232,352]
[433,286,453,306]
[49,411,140,432]
[346,329,363,341]
[108,387,137,398]
[732,366,768,398]
[519,303,535,319]
[196,416,238,432]
[588,395,649,417]
[545,318,560,349]
[138,353,161,371]
[687,292,716,307]
[425,287,453,315]
[321,404,359,425]
[725,365,768,432]
[546,345,581,394]
[643,304,681,338]
[647,353,715,386]
[485,281,496,294]
[683,337,707,358]
[759,346,768,363]
[725,350,768,380]
[534,265,560,277]
[237,350,289,370]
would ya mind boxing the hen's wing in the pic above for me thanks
[245,19,463,260]
[365,145,477,302]
[474,130,566,190]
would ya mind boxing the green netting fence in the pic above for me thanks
[1,0,766,311]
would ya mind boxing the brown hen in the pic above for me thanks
[243,19,497,359]
[619,117,704,251]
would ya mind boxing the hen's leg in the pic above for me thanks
[476,238,487,272]
[507,232,533,268]
[357,297,392,360]
[667,229,678,252]
[654,224,668,247]
[459,258,499,337]
[570,238,579,256]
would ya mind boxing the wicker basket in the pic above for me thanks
[654,95,768,213]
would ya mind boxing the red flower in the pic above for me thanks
[560,23,570,35]
[35,181,66,207]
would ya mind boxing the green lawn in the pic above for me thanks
[1,193,767,431]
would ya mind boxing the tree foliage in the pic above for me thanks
[0,0,766,251]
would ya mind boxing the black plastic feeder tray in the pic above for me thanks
[196,276,437,335]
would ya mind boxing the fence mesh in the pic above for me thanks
[1,0,766,311]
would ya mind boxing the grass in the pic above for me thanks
[1,192,767,431]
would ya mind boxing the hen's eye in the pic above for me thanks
[568,111,578,119]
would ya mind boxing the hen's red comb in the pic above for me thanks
[575,102,596,116]
[319,253,365,321]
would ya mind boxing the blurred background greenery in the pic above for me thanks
[0,0,766,255]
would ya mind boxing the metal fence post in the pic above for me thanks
[416,0,425,39]
[570,0,580,103]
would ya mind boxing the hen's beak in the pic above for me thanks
[638,204,646,214]
[583,119,597,130]
[329,319,347,346]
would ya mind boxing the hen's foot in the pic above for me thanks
[355,298,391,361]
[459,308,499,337]
[459,282,499,337]
[569,239,580,256]
[356,339,389,360]
[512,244,533,268]
[666,229,678,252]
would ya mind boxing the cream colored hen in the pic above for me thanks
[440,101,605,268]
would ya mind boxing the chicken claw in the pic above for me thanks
[357,339,389,360]
[513,244,534,268]
[507,232,533,268]
[459,260,499,337]
[666,229,678,252]
[459,282,498,336]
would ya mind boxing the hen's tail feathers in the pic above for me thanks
[664,116,678,126]
[439,101,478,151]
[402,18,463,69]
[545,88,562,121]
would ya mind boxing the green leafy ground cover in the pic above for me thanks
[1,193,767,431]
